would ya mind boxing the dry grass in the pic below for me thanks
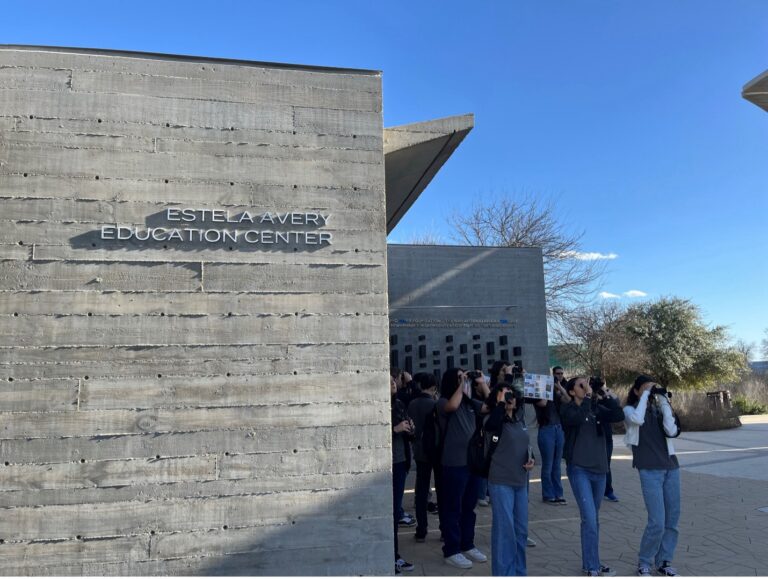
[610,384,742,433]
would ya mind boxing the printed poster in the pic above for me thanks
[523,373,554,401]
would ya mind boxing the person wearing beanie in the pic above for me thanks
[560,376,624,576]
[623,376,681,577]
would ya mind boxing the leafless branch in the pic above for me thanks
[450,193,607,325]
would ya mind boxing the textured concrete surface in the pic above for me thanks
[400,417,768,576]
[0,46,392,575]
[743,68,768,112]
[387,245,549,378]
[383,114,474,233]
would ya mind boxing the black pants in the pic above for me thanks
[414,459,442,538]
[604,432,614,495]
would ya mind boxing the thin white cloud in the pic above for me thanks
[560,251,619,261]
[599,291,621,299]
[623,290,647,298]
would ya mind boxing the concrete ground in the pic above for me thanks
[398,415,768,576]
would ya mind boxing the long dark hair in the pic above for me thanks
[625,386,642,408]
[440,368,463,398]
[489,360,509,388]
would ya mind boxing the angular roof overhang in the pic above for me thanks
[743,69,768,113]
[384,114,474,233]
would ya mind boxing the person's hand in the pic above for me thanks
[496,389,507,404]
[393,420,412,434]
[641,382,654,393]
[475,375,490,397]
[523,458,535,471]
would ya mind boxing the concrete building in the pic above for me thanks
[743,69,768,113]
[0,45,546,575]
[388,245,549,378]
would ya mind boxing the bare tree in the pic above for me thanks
[549,301,641,378]
[450,194,606,324]
[402,231,445,245]
[762,328,768,360]
[733,339,755,362]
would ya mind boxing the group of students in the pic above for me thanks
[390,364,682,577]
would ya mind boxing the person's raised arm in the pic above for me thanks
[658,396,680,437]
[623,388,651,425]
[443,383,464,413]
[596,395,625,423]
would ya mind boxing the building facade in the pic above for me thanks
[388,245,549,379]
[0,45,409,575]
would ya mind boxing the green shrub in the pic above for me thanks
[733,395,768,416]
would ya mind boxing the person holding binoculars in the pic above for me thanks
[624,375,681,577]
[561,376,624,577]
[484,383,536,576]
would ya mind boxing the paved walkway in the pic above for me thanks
[398,416,768,576]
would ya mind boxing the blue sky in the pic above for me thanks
[2,0,766,354]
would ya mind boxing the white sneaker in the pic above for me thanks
[477,498,490,507]
[444,553,473,569]
[462,547,487,563]
[527,537,537,547]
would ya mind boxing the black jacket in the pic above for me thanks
[560,396,623,464]
[392,396,413,466]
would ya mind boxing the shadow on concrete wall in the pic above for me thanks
[169,471,394,576]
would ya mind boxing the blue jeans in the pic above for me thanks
[488,481,528,576]
[567,465,606,572]
[638,468,681,567]
[393,461,409,559]
[537,424,564,500]
[440,465,479,557]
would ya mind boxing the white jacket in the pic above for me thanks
[623,390,678,455]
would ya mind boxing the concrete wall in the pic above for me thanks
[0,47,392,575]
[387,245,549,378]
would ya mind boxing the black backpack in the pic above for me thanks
[421,406,450,466]
[467,416,502,478]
